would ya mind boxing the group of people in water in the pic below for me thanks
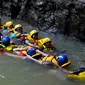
[0,20,85,80]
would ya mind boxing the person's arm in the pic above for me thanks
[25,53,42,64]
[25,40,34,46]
[25,40,38,48]
[13,47,26,53]
[13,47,27,51]
[21,34,27,37]
[52,58,61,68]
[13,48,20,55]
[36,49,48,56]
[58,68,73,74]
[13,48,26,54]
[36,49,61,68]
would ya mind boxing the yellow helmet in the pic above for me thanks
[15,24,22,29]
[43,37,51,44]
[30,30,38,37]
[4,21,13,27]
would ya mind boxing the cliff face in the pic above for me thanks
[1,0,85,41]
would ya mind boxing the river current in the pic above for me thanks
[0,16,85,85]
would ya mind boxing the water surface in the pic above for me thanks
[0,16,85,85]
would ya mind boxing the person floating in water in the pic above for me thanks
[61,67,85,80]
[13,45,71,68]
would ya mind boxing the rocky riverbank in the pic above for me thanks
[1,0,85,41]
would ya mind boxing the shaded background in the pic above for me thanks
[1,0,85,41]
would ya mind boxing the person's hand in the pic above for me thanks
[34,45,39,49]
[67,70,73,74]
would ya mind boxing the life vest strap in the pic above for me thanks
[32,53,42,59]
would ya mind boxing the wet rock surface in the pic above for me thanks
[1,0,85,41]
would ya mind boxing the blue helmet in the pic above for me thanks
[2,29,8,33]
[57,53,68,66]
[2,36,10,45]
[10,33,16,38]
[27,48,36,56]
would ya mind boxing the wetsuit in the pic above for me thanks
[72,67,85,75]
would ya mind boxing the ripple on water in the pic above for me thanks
[0,16,85,85]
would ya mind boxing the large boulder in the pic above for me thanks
[1,0,85,41]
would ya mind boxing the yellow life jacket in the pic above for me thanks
[18,45,24,48]
[0,44,6,48]
[18,45,31,49]
[13,30,17,34]
[68,72,85,80]
[25,46,31,49]
[26,34,36,43]
[16,32,21,37]
[37,39,43,48]
[7,27,14,31]
[43,46,53,52]
[37,39,53,52]
[41,56,59,67]
[32,52,42,59]
[17,45,31,55]
[4,44,14,51]
[21,50,27,55]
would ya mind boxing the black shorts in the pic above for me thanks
[72,67,85,75]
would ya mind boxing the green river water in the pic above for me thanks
[0,16,85,85]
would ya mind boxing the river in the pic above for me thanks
[0,16,85,85]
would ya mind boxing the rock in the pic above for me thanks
[1,0,85,41]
